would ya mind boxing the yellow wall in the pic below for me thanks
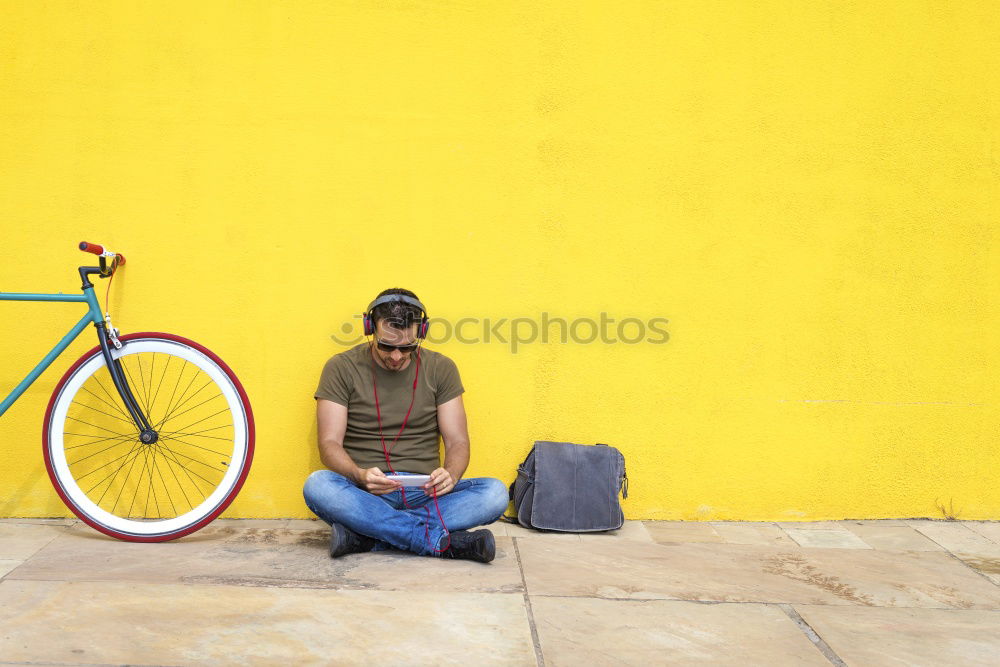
[1,1,997,521]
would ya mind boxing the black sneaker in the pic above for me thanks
[440,529,496,563]
[328,522,376,558]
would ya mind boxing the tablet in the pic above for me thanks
[386,474,431,487]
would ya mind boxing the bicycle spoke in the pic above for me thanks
[64,432,140,449]
[80,384,133,423]
[136,353,156,420]
[157,365,201,430]
[131,355,146,418]
[144,445,156,517]
[75,441,143,482]
[151,450,177,516]
[157,441,194,511]
[157,381,219,427]
[110,442,146,516]
[90,441,144,500]
[70,399,135,428]
[158,432,232,460]
[159,358,191,430]
[160,394,229,428]
[135,353,152,420]
[68,435,136,467]
[145,353,157,419]
[92,376,134,422]
[157,426,235,442]
[126,448,153,519]
[156,440,229,474]
[164,406,234,439]
[155,443,220,491]
[93,445,143,505]
[149,353,171,418]
[64,415,131,437]
[158,445,213,498]
[121,359,151,422]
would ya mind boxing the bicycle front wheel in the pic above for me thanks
[43,332,255,541]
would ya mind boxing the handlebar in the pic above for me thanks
[79,241,126,277]
[79,241,126,265]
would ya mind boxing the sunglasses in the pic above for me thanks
[374,337,420,353]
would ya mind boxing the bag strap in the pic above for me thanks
[498,480,514,523]
[596,443,628,499]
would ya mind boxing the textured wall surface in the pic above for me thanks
[0,1,996,520]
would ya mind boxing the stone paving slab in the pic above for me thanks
[530,597,828,665]
[796,604,1000,666]
[784,528,872,549]
[3,519,1000,665]
[906,521,1000,585]
[7,524,523,594]
[0,579,536,665]
[483,520,653,543]
[967,521,1000,544]
[710,522,797,547]
[211,518,293,529]
[953,553,1000,586]
[0,517,78,526]
[844,524,946,551]
[644,521,724,543]
[853,519,912,526]
[0,523,68,560]
[502,522,582,541]
[517,539,1000,608]
[778,522,853,531]
[908,521,1000,553]
[0,560,20,577]
[578,520,654,543]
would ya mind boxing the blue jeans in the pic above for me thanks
[302,470,509,556]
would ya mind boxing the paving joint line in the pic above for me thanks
[527,593,1000,611]
[940,549,1000,589]
[778,604,847,666]
[512,537,545,667]
[909,524,1000,590]
[529,593,729,604]
[0,661,139,667]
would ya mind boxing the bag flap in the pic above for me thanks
[529,441,623,532]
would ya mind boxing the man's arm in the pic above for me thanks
[426,394,470,496]
[316,399,398,495]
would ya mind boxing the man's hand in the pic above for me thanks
[424,467,456,496]
[359,467,400,495]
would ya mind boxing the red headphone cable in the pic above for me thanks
[371,345,451,553]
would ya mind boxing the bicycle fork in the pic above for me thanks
[80,266,158,444]
[95,322,158,443]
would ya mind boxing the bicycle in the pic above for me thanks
[0,242,255,542]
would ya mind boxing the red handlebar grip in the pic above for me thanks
[79,242,104,255]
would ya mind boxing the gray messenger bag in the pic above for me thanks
[507,441,628,532]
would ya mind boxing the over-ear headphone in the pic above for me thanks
[363,294,430,339]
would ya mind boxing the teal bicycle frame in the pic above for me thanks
[0,260,156,444]
[0,290,104,417]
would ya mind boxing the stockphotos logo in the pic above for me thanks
[331,313,670,353]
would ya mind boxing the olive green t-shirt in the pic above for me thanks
[314,343,464,475]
